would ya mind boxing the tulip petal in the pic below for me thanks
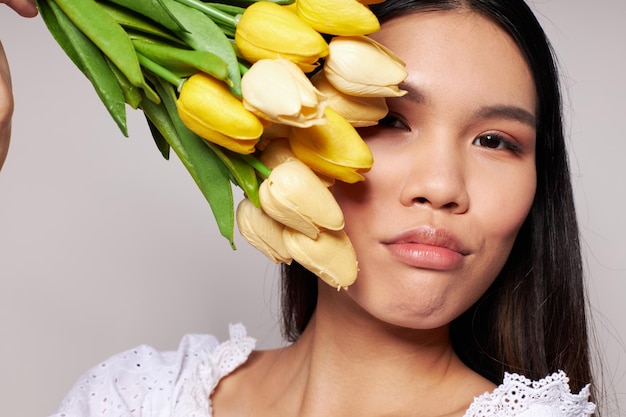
[236,199,292,264]
[312,71,388,127]
[259,139,297,169]
[235,2,329,72]
[260,139,336,187]
[177,73,263,153]
[325,36,408,97]
[283,229,358,290]
[242,59,327,127]
[289,107,373,183]
[259,159,344,239]
[296,0,380,36]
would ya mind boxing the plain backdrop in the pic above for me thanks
[1,1,624,416]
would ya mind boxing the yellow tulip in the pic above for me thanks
[259,159,344,239]
[289,107,373,183]
[235,2,329,73]
[324,35,408,97]
[236,198,292,264]
[311,71,388,127]
[242,59,327,127]
[296,0,380,36]
[177,73,263,154]
[283,229,358,290]
[259,138,336,187]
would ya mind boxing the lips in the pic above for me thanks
[382,226,469,270]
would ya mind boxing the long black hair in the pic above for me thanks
[281,0,596,409]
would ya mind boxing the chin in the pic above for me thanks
[345,280,469,332]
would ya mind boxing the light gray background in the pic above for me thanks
[1,1,624,416]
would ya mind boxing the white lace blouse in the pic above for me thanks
[48,323,596,417]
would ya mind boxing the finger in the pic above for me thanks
[0,41,13,170]
[2,0,39,17]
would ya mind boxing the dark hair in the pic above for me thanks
[281,0,597,409]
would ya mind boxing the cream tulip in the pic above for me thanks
[242,59,327,128]
[258,139,297,170]
[259,159,344,239]
[311,71,388,127]
[236,198,292,264]
[324,35,407,97]
[283,229,358,290]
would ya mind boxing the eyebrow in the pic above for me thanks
[399,82,537,128]
[474,105,536,128]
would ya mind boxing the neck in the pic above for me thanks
[260,287,474,417]
[212,285,494,417]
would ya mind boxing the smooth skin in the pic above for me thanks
[1,0,38,171]
[214,10,537,417]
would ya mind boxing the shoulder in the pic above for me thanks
[48,323,256,417]
[464,370,596,417]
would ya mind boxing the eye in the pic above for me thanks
[377,112,411,131]
[472,132,520,152]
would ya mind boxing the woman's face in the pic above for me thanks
[332,11,537,330]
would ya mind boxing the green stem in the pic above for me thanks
[240,154,271,178]
[136,52,185,91]
[238,61,249,75]
[173,0,238,29]
[226,0,294,5]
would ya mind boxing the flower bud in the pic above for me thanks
[311,71,388,127]
[177,73,263,154]
[325,35,407,97]
[259,159,344,239]
[289,107,373,183]
[296,0,380,36]
[258,138,297,169]
[260,138,335,187]
[242,59,327,128]
[283,229,358,290]
[236,198,292,264]
[235,2,329,73]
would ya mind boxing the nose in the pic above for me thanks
[398,136,469,214]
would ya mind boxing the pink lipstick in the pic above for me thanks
[382,226,468,270]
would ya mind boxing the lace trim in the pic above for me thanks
[172,323,256,417]
[464,370,596,417]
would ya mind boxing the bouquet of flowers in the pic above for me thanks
[36,0,407,289]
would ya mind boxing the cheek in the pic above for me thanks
[332,162,396,227]
[473,166,536,246]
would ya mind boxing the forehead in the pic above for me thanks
[372,10,537,115]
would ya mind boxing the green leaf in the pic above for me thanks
[96,0,186,46]
[103,0,187,33]
[145,115,171,160]
[41,0,128,136]
[106,57,143,109]
[160,0,243,97]
[132,38,229,82]
[37,0,85,72]
[204,143,260,207]
[144,77,237,247]
[53,0,146,89]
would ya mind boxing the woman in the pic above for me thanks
[49,1,598,416]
